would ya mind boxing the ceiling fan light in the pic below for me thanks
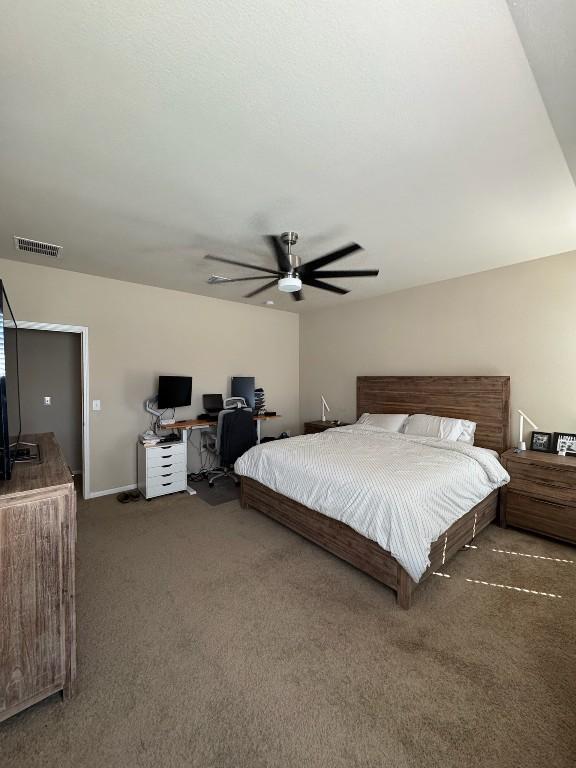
[277,275,302,293]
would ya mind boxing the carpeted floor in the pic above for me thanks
[1,491,575,768]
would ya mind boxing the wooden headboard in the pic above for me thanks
[357,376,510,454]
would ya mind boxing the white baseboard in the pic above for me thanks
[89,483,137,499]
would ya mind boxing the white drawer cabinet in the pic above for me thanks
[137,440,188,499]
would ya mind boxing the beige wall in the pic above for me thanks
[300,250,576,444]
[4,248,575,495]
[0,258,299,494]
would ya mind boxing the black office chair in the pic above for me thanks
[205,402,256,486]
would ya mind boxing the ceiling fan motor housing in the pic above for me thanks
[281,231,301,269]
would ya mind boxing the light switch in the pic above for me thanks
[92,400,101,411]
[44,396,51,406]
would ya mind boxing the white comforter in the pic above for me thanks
[235,425,509,581]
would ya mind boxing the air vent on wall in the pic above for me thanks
[13,236,62,258]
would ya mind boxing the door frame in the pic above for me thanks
[15,321,90,499]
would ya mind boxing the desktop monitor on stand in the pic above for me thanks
[146,375,192,427]
[157,376,192,410]
[231,376,255,411]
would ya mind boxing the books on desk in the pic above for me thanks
[139,431,161,447]
[255,387,265,412]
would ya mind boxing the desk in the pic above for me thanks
[162,414,282,495]
[171,414,281,444]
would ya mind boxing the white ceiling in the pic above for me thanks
[1,0,575,312]
[506,1,576,183]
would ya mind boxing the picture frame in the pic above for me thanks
[552,432,576,457]
[530,431,553,452]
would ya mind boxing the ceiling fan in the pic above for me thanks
[204,231,379,302]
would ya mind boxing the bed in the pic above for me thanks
[237,376,510,608]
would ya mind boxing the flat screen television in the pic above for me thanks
[0,280,20,480]
[157,375,192,409]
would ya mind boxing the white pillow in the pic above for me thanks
[457,420,477,445]
[356,413,409,432]
[403,414,476,444]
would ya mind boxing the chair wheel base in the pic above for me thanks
[208,481,214,488]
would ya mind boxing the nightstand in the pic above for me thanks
[500,449,576,545]
[304,420,350,434]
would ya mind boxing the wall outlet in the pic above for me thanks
[43,396,51,406]
[92,400,101,411]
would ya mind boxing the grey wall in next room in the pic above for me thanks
[6,327,83,471]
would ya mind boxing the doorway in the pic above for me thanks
[4,322,90,498]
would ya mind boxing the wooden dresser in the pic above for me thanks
[0,433,77,722]
[500,449,576,545]
[304,420,351,434]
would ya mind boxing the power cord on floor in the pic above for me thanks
[187,427,218,482]
[187,470,208,483]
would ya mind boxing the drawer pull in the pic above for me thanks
[161,464,172,468]
[161,454,172,459]
[161,482,173,487]
[161,473,172,478]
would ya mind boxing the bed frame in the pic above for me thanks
[240,376,510,609]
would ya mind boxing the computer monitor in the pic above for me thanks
[157,376,192,409]
[231,376,255,410]
[203,393,224,414]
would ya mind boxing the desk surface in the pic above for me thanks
[171,414,281,430]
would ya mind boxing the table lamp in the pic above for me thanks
[321,395,330,422]
[516,409,538,452]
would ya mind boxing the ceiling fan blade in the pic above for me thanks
[205,254,280,276]
[265,235,291,273]
[310,269,379,278]
[299,243,363,274]
[212,275,276,283]
[301,277,350,295]
[291,290,304,301]
[244,279,278,298]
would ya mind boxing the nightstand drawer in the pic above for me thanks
[506,491,576,544]
[506,460,576,506]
